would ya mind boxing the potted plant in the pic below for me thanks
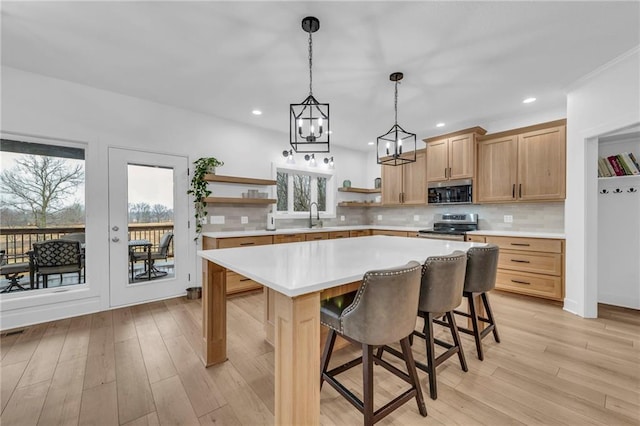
[188,157,224,238]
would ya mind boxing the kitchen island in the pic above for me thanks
[198,235,484,425]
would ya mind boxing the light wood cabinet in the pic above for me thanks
[475,234,565,301]
[273,234,306,244]
[203,235,273,295]
[329,231,350,239]
[476,120,566,203]
[465,234,486,243]
[350,229,372,238]
[371,230,410,237]
[381,149,427,205]
[423,127,486,183]
[305,232,329,241]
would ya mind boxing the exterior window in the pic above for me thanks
[0,139,86,293]
[275,165,335,217]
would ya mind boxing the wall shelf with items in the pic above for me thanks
[338,187,381,194]
[337,201,382,207]
[204,174,277,185]
[204,197,276,205]
[203,174,277,204]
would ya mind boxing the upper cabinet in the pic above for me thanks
[476,120,566,203]
[381,149,427,205]
[423,127,487,183]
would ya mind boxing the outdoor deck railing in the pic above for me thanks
[0,223,174,264]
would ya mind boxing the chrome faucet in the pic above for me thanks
[309,202,320,228]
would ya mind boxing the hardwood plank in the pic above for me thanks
[2,333,42,366]
[0,359,28,412]
[38,355,86,425]
[78,381,119,426]
[17,331,65,388]
[198,405,242,426]
[113,307,138,343]
[149,304,183,338]
[91,310,113,329]
[123,411,160,426]
[84,324,116,389]
[605,395,640,420]
[136,325,177,384]
[114,338,156,424]
[151,375,199,425]
[58,325,91,362]
[163,334,226,417]
[556,367,640,407]
[0,332,21,361]
[1,381,49,425]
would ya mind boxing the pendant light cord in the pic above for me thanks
[308,31,313,96]
[394,80,399,125]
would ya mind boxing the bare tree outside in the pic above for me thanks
[0,155,84,228]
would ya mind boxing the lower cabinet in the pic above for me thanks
[349,229,372,237]
[203,235,273,295]
[466,234,565,301]
[371,230,410,237]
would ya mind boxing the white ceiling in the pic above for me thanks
[2,1,639,151]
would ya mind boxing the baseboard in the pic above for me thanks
[598,292,640,310]
[0,296,102,331]
[562,297,580,316]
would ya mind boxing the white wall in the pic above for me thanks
[0,66,369,329]
[565,46,640,317]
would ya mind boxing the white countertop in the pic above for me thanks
[198,235,485,297]
[466,230,566,239]
[202,225,423,239]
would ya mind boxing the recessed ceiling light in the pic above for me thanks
[436,122,445,128]
[252,109,262,115]
[367,141,375,146]
[522,97,536,104]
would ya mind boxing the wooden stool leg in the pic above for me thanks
[423,313,438,400]
[400,337,428,417]
[482,293,500,343]
[468,293,484,361]
[446,311,468,372]
[363,344,374,426]
[320,329,337,388]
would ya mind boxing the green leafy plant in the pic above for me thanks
[188,157,224,238]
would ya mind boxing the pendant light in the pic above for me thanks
[377,72,416,166]
[290,16,330,153]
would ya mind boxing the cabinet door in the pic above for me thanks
[449,133,474,180]
[426,139,448,182]
[476,136,518,202]
[517,126,566,201]
[381,162,403,205]
[403,150,427,204]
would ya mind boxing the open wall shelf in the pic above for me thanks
[204,197,276,205]
[338,187,381,194]
[204,174,276,186]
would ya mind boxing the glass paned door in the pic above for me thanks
[108,148,189,307]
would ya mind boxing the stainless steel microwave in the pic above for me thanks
[427,179,472,205]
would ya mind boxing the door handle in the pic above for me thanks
[112,237,120,242]
[512,184,516,198]
[445,168,448,179]
[112,226,119,231]
[519,184,522,198]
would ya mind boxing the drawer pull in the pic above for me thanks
[239,278,251,282]
[510,243,530,246]
[240,242,255,246]
[511,279,531,285]
[510,259,531,263]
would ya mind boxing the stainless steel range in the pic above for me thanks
[417,213,478,241]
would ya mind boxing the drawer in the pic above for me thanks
[498,250,562,276]
[216,235,273,249]
[371,230,409,237]
[329,231,350,239]
[495,270,563,301]
[226,271,262,294]
[273,234,306,244]
[466,235,486,243]
[349,230,372,237]
[486,236,563,253]
[305,232,329,241]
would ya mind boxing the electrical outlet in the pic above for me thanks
[241,216,248,224]
[377,215,382,221]
[211,215,225,225]
[504,215,513,223]
[414,215,420,222]
[340,215,345,221]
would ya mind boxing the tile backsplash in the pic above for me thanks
[201,202,564,233]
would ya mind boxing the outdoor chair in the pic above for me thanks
[131,231,173,279]
[32,239,83,288]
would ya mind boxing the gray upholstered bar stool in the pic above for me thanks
[381,251,468,400]
[320,261,427,425]
[453,244,500,361]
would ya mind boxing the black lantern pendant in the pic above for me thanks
[377,72,416,166]
[290,16,330,153]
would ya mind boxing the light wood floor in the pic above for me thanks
[1,290,639,425]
